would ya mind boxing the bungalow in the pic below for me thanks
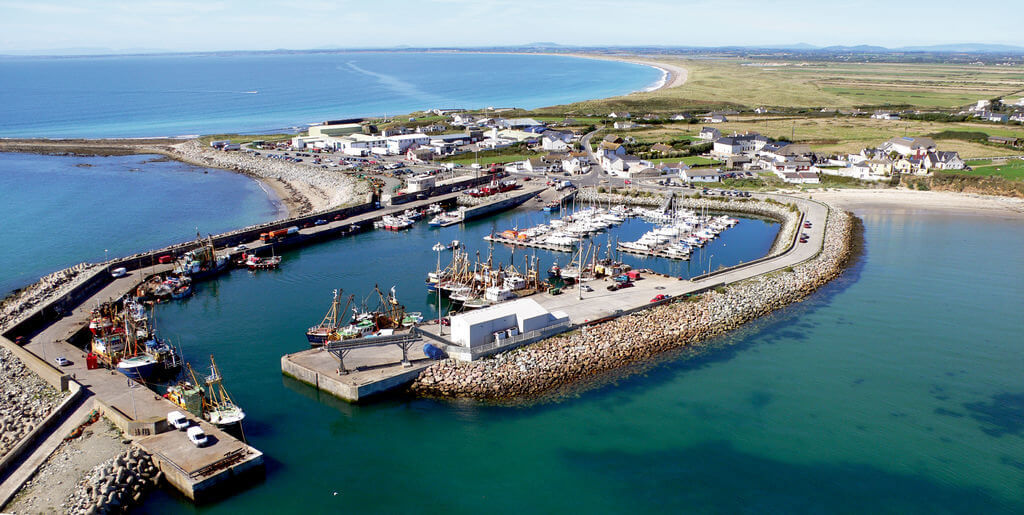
[670,113,694,121]
[603,135,625,144]
[983,112,1009,123]
[655,161,690,176]
[431,108,466,116]
[524,156,562,174]
[613,120,638,130]
[650,143,674,155]
[871,111,900,120]
[608,112,630,118]
[416,123,446,134]
[759,142,812,160]
[451,113,477,126]
[819,163,888,182]
[681,169,722,183]
[704,114,728,123]
[880,136,937,157]
[754,107,770,114]
[406,146,436,163]
[698,127,721,141]
[778,172,820,184]
[604,155,647,176]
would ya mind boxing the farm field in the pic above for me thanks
[539,58,1024,113]
[956,158,1024,180]
[591,117,1024,158]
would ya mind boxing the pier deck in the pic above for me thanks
[282,344,432,402]
[18,269,264,502]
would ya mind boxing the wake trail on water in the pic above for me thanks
[342,61,450,106]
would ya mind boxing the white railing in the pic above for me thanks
[470,320,572,358]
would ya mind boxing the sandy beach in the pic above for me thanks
[794,188,1024,219]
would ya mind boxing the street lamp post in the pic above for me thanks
[432,242,445,334]
[104,249,109,272]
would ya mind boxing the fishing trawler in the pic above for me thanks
[165,357,245,427]
[305,289,352,346]
[88,299,181,381]
[174,236,229,281]
[335,286,410,340]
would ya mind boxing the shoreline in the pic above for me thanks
[794,188,1024,219]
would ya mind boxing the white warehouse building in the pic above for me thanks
[449,298,569,350]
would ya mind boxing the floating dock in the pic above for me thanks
[482,235,575,253]
[616,245,691,261]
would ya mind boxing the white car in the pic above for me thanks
[110,267,127,278]
[187,426,208,447]
[167,411,190,430]
[54,356,71,367]
[235,244,248,251]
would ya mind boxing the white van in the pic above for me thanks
[110,267,127,278]
[167,411,189,430]
[186,426,208,447]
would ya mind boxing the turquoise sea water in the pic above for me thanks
[0,52,662,138]
[135,211,1024,514]
[0,152,280,295]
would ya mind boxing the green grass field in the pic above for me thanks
[953,159,1024,181]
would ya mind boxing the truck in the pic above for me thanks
[555,180,573,191]
[259,226,300,242]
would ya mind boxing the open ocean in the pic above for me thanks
[0,52,663,138]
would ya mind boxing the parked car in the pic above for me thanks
[235,244,248,251]
[167,411,190,430]
[580,284,592,292]
[54,356,71,367]
[618,281,634,289]
[650,294,669,302]
[110,267,127,278]
[607,284,620,291]
[187,426,209,447]
[314,219,327,226]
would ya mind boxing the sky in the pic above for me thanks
[2,0,1023,54]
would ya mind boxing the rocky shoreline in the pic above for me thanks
[410,203,856,402]
[164,141,370,216]
[0,346,66,458]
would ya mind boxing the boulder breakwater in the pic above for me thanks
[410,202,856,402]
[63,446,160,514]
[0,346,65,457]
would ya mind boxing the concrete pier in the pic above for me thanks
[281,344,432,402]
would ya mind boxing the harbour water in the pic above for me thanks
[0,52,662,138]
[0,152,281,295]
[137,211,1024,513]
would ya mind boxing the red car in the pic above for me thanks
[650,294,668,302]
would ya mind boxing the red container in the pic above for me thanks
[85,353,99,370]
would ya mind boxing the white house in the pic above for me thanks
[681,169,722,183]
[923,151,964,170]
[385,134,431,154]
[541,130,573,151]
[712,133,771,156]
[406,174,436,193]
[451,113,477,126]
[777,171,820,184]
[608,112,630,118]
[704,114,728,123]
[698,127,721,141]
[670,113,693,121]
[613,120,638,130]
[819,164,888,182]
[871,111,900,120]
[524,157,562,174]
[561,152,592,174]
[880,136,937,157]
